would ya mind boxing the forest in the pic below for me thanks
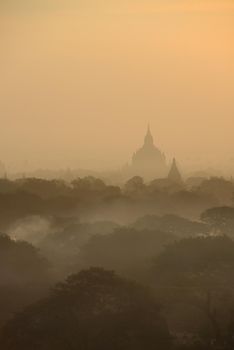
[0,175,234,349]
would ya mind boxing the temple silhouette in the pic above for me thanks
[124,125,169,181]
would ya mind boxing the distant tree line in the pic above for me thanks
[0,175,234,230]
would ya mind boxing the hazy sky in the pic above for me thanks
[1,0,234,174]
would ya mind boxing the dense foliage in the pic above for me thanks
[0,268,171,350]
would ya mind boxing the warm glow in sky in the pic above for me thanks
[1,0,234,174]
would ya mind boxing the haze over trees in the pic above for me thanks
[0,233,50,328]
[1,0,233,347]
[0,175,234,349]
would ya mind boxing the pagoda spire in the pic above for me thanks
[168,158,183,183]
[144,123,154,147]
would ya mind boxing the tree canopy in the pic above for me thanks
[0,268,171,350]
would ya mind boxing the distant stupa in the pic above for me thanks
[127,125,168,181]
[168,158,183,183]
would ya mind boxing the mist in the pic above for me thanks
[1,2,234,349]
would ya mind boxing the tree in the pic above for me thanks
[201,206,234,236]
[198,178,234,205]
[151,236,234,346]
[0,233,49,285]
[0,233,50,327]
[124,176,145,197]
[15,178,70,199]
[0,268,171,350]
[149,178,184,194]
[132,214,208,237]
[81,227,175,280]
[71,176,106,193]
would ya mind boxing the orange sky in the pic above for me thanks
[0,1,234,174]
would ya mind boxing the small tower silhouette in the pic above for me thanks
[168,158,182,183]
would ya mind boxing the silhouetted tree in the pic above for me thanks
[81,227,175,280]
[149,178,184,194]
[124,176,145,197]
[72,176,106,193]
[15,178,70,199]
[0,233,50,327]
[198,178,234,205]
[0,268,171,350]
[39,220,119,278]
[201,206,234,236]
[151,236,234,345]
[132,214,208,237]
